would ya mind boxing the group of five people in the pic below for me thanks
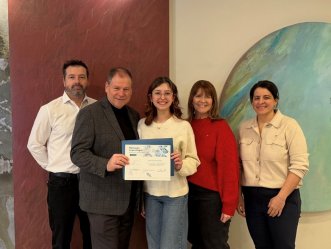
[28,59,309,249]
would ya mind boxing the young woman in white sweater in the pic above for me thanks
[138,76,200,249]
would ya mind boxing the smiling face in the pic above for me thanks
[252,87,278,118]
[192,88,213,119]
[63,66,89,99]
[150,82,174,112]
[105,73,132,109]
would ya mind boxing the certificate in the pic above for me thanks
[122,138,174,181]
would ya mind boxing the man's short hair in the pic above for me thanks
[63,60,89,78]
[107,67,132,82]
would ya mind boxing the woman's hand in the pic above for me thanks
[140,206,146,218]
[268,195,286,217]
[171,151,183,171]
[220,213,232,223]
[237,194,246,217]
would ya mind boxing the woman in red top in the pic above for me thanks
[187,80,239,249]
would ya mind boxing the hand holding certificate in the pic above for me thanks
[122,138,174,181]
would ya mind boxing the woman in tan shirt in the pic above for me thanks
[237,80,309,249]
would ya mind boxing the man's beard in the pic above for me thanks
[65,84,85,97]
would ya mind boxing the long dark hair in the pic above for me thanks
[187,80,220,122]
[144,76,182,125]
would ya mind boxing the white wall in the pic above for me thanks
[170,0,331,248]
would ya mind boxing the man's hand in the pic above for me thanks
[107,154,129,172]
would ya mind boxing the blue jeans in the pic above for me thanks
[145,193,188,249]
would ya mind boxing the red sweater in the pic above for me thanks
[188,118,239,216]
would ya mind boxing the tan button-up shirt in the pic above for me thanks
[239,110,309,188]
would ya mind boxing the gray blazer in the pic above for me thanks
[71,96,140,215]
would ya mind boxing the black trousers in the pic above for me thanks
[47,173,92,249]
[188,183,230,249]
[87,184,137,249]
[242,187,301,249]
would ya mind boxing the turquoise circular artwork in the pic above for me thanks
[220,22,331,212]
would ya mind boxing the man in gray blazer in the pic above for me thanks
[71,67,140,249]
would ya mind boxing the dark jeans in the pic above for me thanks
[47,173,92,249]
[242,187,301,249]
[188,183,230,249]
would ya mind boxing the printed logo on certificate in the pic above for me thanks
[121,138,174,181]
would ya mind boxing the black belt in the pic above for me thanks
[49,172,78,179]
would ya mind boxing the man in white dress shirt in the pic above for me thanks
[27,60,95,249]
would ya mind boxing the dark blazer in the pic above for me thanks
[71,96,140,215]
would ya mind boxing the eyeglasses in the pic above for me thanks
[152,91,173,98]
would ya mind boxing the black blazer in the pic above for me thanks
[71,96,140,215]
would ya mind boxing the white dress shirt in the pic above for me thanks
[27,92,96,173]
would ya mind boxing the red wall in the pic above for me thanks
[9,0,168,248]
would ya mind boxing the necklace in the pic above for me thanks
[155,122,163,129]
[154,119,169,130]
